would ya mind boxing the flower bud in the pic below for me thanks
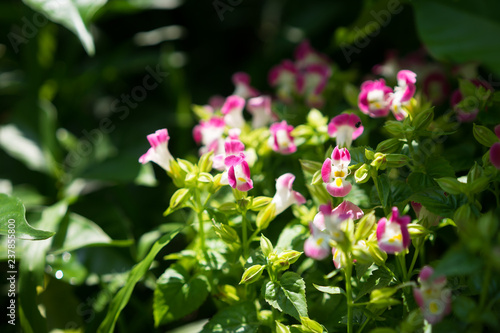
[435,177,463,195]
[412,108,434,131]
[256,203,276,230]
[260,235,274,257]
[239,265,265,284]
[473,123,499,147]
[376,138,403,154]
[370,152,387,170]
[198,150,214,173]
[385,154,409,168]
[355,163,371,184]
[277,250,302,265]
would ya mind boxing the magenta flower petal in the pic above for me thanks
[491,142,500,169]
[139,128,174,172]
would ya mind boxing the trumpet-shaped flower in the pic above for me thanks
[139,129,174,172]
[268,120,297,155]
[246,96,277,128]
[321,146,352,197]
[193,116,225,147]
[297,63,331,108]
[389,70,417,120]
[269,60,297,104]
[491,125,500,169]
[271,173,306,216]
[221,95,246,129]
[327,113,364,148]
[227,157,253,192]
[332,247,344,269]
[376,207,411,254]
[313,201,363,243]
[358,79,392,118]
[304,222,331,260]
[232,72,259,99]
[413,266,451,324]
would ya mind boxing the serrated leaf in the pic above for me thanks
[154,265,210,326]
[355,267,393,301]
[263,272,308,320]
[0,194,54,240]
[200,302,258,333]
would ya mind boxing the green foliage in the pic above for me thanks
[263,272,308,321]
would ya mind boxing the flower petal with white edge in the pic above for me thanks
[139,128,174,172]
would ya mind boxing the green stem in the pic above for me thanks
[345,257,354,333]
[407,246,420,278]
[197,210,206,255]
[357,316,371,333]
[371,171,389,216]
[479,263,492,310]
[397,252,408,282]
[242,211,248,259]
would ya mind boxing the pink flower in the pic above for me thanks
[268,120,297,155]
[422,71,450,105]
[193,117,225,146]
[269,60,297,104]
[232,72,259,99]
[491,125,500,169]
[227,158,253,192]
[313,204,348,243]
[221,95,246,129]
[209,95,225,109]
[327,113,364,148]
[271,173,306,216]
[214,139,245,171]
[304,222,331,260]
[246,96,277,128]
[413,266,451,324]
[358,79,393,118]
[389,70,417,121]
[269,41,332,108]
[376,207,411,254]
[321,146,352,197]
[139,129,174,172]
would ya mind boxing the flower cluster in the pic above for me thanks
[358,69,417,120]
[413,266,452,324]
[304,201,364,261]
[269,40,332,108]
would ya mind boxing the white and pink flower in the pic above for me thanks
[321,146,352,197]
[358,79,393,118]
[139,128,174,172]
[413,266,451,324]
[376,207,411,254]
[246,96,277,128]
[304,222,331,260]
[268,120,297,155]
[232,72,259,99]
[327,113,364,148]
[221,95,246,129]
[389,70,417,120]
[271,173,306,216]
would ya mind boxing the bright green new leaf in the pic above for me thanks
[263,272,308,320]
[200,301,259,333]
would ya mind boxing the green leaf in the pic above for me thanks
[432,246,482,277]
[0,194,54,240]
[49,212,132,254]
[263,272,308,320]
[413,0,500,75]
[435,177,463,195]
[0,124,47,173]
[97,228,181,333]
[200,302,259,333]
[19,200,69,333]
[473,123,500,147]
[425,156,456,178]
[276,223,308,252]
[410,189,466,218]
[407,172,436,193]
[313,284,345,295]
[154,265,210,326]
[374,173,391,208]
[355,267,393,301]
[22,0,107,55]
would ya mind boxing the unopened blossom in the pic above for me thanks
[491,124,500,169]
[221,95,246,129]
[321,146,352,197]
[232,72,260,99]
[358,79,393,118]
[246,96,277,128]
[376,207,411,254]
[304,222,331,260]
[413,266,451,324]
[139,128,174,172]
[268,120,297,155]
[389,70,417,120]
[271,173,306,216]
[327,113,364,148]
